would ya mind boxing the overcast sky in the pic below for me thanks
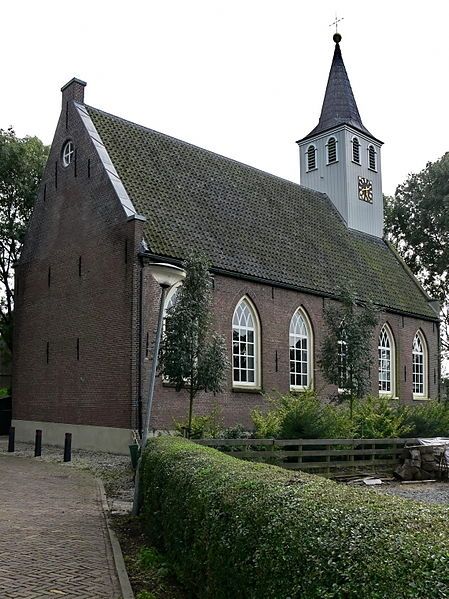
[2,0,448,196]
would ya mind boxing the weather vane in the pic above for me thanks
[330,15,344,33]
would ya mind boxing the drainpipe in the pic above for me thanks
[137,255,144,437]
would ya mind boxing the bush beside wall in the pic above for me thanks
[141,437,449,599]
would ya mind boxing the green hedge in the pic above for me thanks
[141,437,449,599]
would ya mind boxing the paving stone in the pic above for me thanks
[0,456,122,598]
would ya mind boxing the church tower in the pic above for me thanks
[297,33,383,238]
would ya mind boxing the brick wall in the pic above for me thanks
[12,91,143,430]
[143,272,440,431]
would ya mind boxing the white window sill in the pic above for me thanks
[412,395,430,401]
[306,167,318,173]
[232,385,262,394]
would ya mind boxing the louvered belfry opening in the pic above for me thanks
[327,137,337,163]
[352,137,360,163]
[307,145,316,170]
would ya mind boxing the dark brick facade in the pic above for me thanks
[12,81,440,438]
[144,274,439,431]
[13,86,144,431]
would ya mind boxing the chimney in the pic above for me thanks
[61,77,86,107]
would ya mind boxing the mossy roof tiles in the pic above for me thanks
[86,105,435,319]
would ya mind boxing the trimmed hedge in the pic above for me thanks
[141,437,449,599]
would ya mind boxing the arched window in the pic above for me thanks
[306,145,317,171]
[232,298,260,387]
[378,324,395,396]
[163,283,181,319]
[337,337,348,391]
[368,144,377,171]
[62,140,75,167]
[413,331,428,398]
[352,136,360,164]
[289,308,313,390]
[326,136,337,164]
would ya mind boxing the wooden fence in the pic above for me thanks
[195,438,418,476]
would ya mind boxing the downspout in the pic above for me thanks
[137,255,144,437]
[437,320,441,401]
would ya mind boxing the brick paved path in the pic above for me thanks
[0,455,122,598]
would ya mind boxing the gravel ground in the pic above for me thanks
[370,480,449,505]
[2,437,447,508]
[0,437,135,512]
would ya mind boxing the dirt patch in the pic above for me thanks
[112,515,188,599]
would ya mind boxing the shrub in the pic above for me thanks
[351,395,411,438]
[141,437,449,599]
[401,400,449,437]
[252,391,352,439]
[173,404,223,439]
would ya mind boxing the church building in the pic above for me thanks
[12,34,439,453]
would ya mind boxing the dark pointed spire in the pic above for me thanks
[299,34,378,142]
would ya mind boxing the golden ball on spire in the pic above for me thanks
[333,32,342,44]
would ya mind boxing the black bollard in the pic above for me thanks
[8,426,15,453]
[64,432,72,462]
[34,429,42,457]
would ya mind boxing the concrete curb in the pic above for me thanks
[97,479,135,599]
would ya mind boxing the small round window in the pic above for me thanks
[62,141,75,167]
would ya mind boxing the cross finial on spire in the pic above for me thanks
[330,14,344,33]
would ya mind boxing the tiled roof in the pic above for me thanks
[299,41,378,143]
[86,105,435,319]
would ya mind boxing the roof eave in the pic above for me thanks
[296,123,383,145]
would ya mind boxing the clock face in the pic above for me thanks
[358,177,373,203]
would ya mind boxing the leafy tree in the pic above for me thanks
[384,152,449,359]
[319,289,378,417]
[0,128,48,358]
[158,253,229,435]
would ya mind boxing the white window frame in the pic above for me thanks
[351,136,361,165]
[163,282,182,320]
[337,337,348,394]
[289,307,313,391]
[378,324,396,397]
[161,282,182,382]
[368,144,377,172]
[412,331,428,400]
[62,140,75,167]
[232,296,261,389]
[326,136,338,165]
[306,144,317,172]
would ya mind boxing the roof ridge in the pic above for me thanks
[85,104,329,198]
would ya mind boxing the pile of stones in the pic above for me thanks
[395,444,449,481]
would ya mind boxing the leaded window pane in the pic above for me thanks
[378,326,393,394]
[289,311,310,389]
[232,299,257,386]
[412,333,426,395]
